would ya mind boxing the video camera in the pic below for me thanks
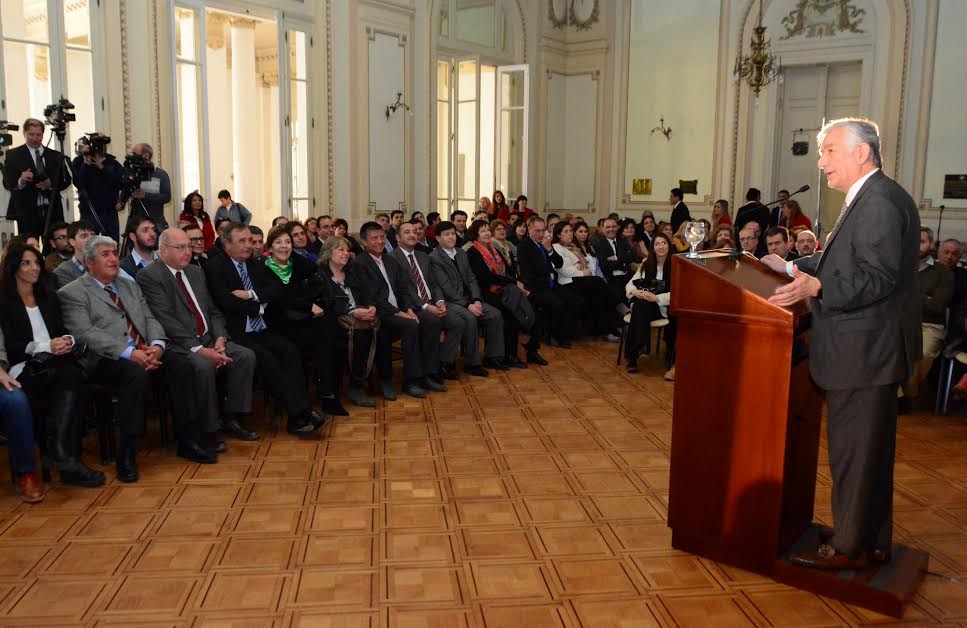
[75,132,112,159]
[43,98,75,139]
[0,121,18,158]
[118,151,156,210]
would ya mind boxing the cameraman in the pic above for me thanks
[2,118,72,240]
[129,143,170,231]
[72,133,123,242]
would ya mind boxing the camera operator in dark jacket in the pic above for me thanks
[72,133,123,243]
[128,143,170,231]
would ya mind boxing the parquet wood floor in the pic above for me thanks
[2,340,967,626]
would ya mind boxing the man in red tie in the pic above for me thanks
[137,228,257,463]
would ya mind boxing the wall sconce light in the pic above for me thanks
[650,116,672,141]
[385,92,413,119]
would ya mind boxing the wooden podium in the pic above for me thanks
[667,250,927,618]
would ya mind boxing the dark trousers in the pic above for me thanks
[625,300,677,369]
[314,317,375,393]
[235,330,309,417]
[378,311,441,383]
[605,275,629,305]
[170,341,255,440]
[90,358,149,438]
[484,292,535,358]
[530,285,581,342]
[825,383,898,557]
[566,277,619,336]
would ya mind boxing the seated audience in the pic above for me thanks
[317,236,378,408]
[54,220,97,288]
[0,329,44,502]
[209,218,233,255]
[410,210,426,226]
[637,213,658,250]
[624,232,677,380]
[429,221,506,375]
[388,210,405,246]
[491,191,511,221]
[513,195,536,222]
[478,196,493,220]
[205,223,324,437]
[795,229,818,256]
[553,221,618,341]
[592,217,637,305]
[738,226,759,256]
[711,223,734,249]
[518,216,581,349]
[376,213,396,250]
[938,238,963,270]
[465,221,534,367]
[316,216,334,248]
[120,214,159,278]
[671,221,691,254]
[779,199,813,231]
[412,219,438,254]
[0,243,104,488]
[509,220,527,245]
[186,226,209,266]
[271,216,289,228]
[333,218,362,255]
[288,221,320,265]
[710,199,732,234]
[214,189,252,225]
[137,228,258,459]
[304,217,323,255]
[490,219,518,273]
[573,221,604,278]
[59,235,171,483]
[179,191,216,250]
[765,226,797,261]
[346,221,446,399]
[249,226,265,257]
[426,212,442,236]
[620,218,648,263]
[44,221,72,272]
[451,210,470,248]
[9,234,41,251]
[546,213,561,230]
[900,227,953,413]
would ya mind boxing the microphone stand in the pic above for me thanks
[937,205,946,244]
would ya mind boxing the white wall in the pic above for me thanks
[545,72,596,212]
[368,32,407,213]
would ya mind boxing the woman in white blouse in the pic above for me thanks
[624,232,677,379]
[0,242,105,488]
[552,221,620,341]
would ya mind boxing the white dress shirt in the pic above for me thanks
[371,254,398,308]
[606,238,627,275]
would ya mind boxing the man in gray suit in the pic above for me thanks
[764,118,921,570]
[137,228,257,461]
[430,221,506,375]
[388,221,474,378]
[53,220,96,288]
[59,235,187,483]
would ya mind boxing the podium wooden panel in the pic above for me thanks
[667,250,927,618]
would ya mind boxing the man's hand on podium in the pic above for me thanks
[760,254,788,274]
[769,265,821,307]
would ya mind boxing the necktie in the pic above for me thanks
[825,202,850,245]
[105,287,146,350]
[176,271,206,336]
[408,253,430,304]
[237,262,267,332]
[537,242,554,288]
[34,149,47,177]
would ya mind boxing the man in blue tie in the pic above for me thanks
[204,223,328,438]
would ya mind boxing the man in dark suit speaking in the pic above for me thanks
[762,118,920,570]
[2,118,72,239]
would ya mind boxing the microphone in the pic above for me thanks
[762,184,810,208]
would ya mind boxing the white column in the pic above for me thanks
[230,18,260,210]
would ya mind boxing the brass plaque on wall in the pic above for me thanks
[632,178,652,195]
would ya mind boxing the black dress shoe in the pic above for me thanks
[626,362,638,373]
[286,418,318,434]
[211,441,229,454]
[322,397,349,416]
[527,352,549,366]
[348,386,376,407]
[555,339,572,349]
[177,441,218,464]
[381,381,398,401]
[438,363,459,381]
[116,452,139,484]
[221,419,260,441]
[465,365,489,378]
[505,357,527,369]
[483,358,510,371]
[421,378,447,392]
[403,383,427,398]
[897,396,913,415]
[60,466,106,488]
[307,409,331,429]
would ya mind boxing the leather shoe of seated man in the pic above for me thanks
[789,543,868,570]
[116,449,139,484]
[817,525,892,563]
[59,461,107,488]
[527,351,549,366]
[402,381,427,398]
[438,363,459,381]
[483,357,510,371]
[177,441,217,464]
[420,377,447,392]
[465,364,489,378]
[221,417,260,441]
[307,409,331,430]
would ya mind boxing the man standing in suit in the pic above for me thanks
[764,118,920,569]
[734,188,770,242]
[346,222,446,399]
[53,220,97,288]
[138,228,257,460]
[120,214,159,279]
[593,217,636,305]
[389,220,470,379]
[669,188,691,233]
[204,223,325,437]
[58,235,176,482]
[2,119,72,239]
[771,189,790,227]
[428,221,506,375]
[517,216,580,350]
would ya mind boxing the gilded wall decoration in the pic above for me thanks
[780,0,866,40]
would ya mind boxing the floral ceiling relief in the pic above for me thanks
[780,0,866,40]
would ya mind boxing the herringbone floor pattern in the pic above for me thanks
[2,340,967,626]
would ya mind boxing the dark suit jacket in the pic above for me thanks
[591,235,636,281]
[734,202,770,238]
[414,236,438,255]
[262,254,326,328]
[204,253,282,339]
[388,247,444,306]
[670,202,691,233]
[120,253,156,279]
[428,247,482,307]
[793,170,921,390]
[1,144,72,228]
[0,292,69,365]
[467,245,516,309]
[137,260,228,352]
[345,252,418,319]
[517,236,563,292]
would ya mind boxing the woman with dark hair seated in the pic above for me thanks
[465,220,533,367]
[619,218,648,264]
[261,225,344,421]
[332,218,363,256]
[0,243,105,488]
[317,236,379,408]
[552,221,619,341]
[623,232,677,379]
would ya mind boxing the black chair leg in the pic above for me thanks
[616,324,625,366]
[936,356,955,416]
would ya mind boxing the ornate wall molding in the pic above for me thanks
[152,0,162,165]
[120,0,131,150]
[326,0,335,211]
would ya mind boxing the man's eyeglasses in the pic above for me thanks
[188,237,205,243]
[164,243,191,251]
[52,235,68,241]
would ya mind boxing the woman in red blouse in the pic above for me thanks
[779,199,813,231]
[491,190,511,221]
[179,191,216,250]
